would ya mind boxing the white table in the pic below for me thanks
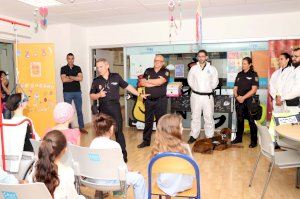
[276,124,300,188]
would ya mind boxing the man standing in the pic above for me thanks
[90,58,148,162]
[187,50,219,144]
[281,47,300,112]
[137,55,170,148]
[60,53,87,134]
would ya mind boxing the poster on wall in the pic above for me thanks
[175,64,185,77]
[226,51,251,87]
[17,43,57,137]
[130,54,155,79]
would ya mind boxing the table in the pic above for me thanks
[275,124,300,188]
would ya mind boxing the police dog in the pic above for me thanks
[192,128,232,154]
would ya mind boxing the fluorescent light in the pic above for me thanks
[17,0,63,7]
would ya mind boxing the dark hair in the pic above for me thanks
[34,130,67,197]
[93,113,116,137]
[197,50,208,56]
[6,93,22,111]
[242,57,254,71]
[293,47,300,52]
[0,70,7,77]
[66,53,74,57]
[280,52,292,65]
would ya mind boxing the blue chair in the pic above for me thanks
[148,152,201,199]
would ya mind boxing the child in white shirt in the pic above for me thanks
[89,113,147,199]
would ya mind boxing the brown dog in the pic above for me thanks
[192,128,232,154]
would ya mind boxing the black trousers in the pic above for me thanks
[143,97,168,143]
[99,101,127,159]
[235,99,257,144]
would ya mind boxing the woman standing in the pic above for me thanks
[0,71,11,118]
[269,53,293,113]
[232,57,259,148]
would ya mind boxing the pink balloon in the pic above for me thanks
[39,7,48,17]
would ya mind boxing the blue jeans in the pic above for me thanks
[63,92,84,129]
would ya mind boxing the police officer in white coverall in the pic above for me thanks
[187,50,219,144]
[282,47,300,113]
[269,52,294,113]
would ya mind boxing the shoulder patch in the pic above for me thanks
[165,71,169,76]
[255,77,259,82]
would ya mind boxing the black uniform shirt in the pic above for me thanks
[234,69,259,96]
[143,67,170,99]
[60,65,82,92]
[90,73,129,102]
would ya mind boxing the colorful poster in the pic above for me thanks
[17,43,56,137]
[226,51,251,87]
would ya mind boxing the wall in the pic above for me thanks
[87,12,300,47]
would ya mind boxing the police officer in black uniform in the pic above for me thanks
[232,57,259,148]
[90,58,148,162]
[137,55,170,148]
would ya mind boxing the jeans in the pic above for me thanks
[63,92,84,129]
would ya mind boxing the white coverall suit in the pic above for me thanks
[269,66,294,113]
[281,66,300,113]
[187,62,219,139]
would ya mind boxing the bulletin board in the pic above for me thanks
[16,43,56,136]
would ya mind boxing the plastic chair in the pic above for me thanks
[148,152,201,199]
[0,182,52,199]
[68,144,127,198]
[249,123,300,199]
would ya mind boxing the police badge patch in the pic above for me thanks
[165,71,169,76]
[255,77,259,82]
[99,85,103,90]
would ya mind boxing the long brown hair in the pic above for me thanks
[33,130,67,196]
[151,114,188,158]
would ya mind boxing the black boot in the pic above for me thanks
[137,141,150,148]
[187,136,197,144]
[231,137,242,144]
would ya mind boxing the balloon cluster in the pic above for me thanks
[33,7,48,32]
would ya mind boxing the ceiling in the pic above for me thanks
[0,0,299,27]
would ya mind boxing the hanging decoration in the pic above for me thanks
[33,8,39,33]
[168,0,183,42]
[196,0,203,44]
[39,7,48,29]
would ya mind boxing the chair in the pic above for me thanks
[148,152,201,199]
[248,123,300,199]
[68,144,127,198]
[0,182,52,199]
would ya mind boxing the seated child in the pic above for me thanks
[89,113,147,199]
[50,102,81,145]
[31,130,84,199]
[151,114,194,197]
[6,93,40,152]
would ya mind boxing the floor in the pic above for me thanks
[79,123,300,199]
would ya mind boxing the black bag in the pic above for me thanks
[249,95,262,120]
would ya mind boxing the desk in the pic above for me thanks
[275,124,300,188]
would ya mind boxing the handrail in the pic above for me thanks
[0,17,30,28]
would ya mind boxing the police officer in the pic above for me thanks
[90,58,148,162]
[232,57,259,148]
[280,47,300,113]
[137,55,170,148]
[187,50,219,144]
